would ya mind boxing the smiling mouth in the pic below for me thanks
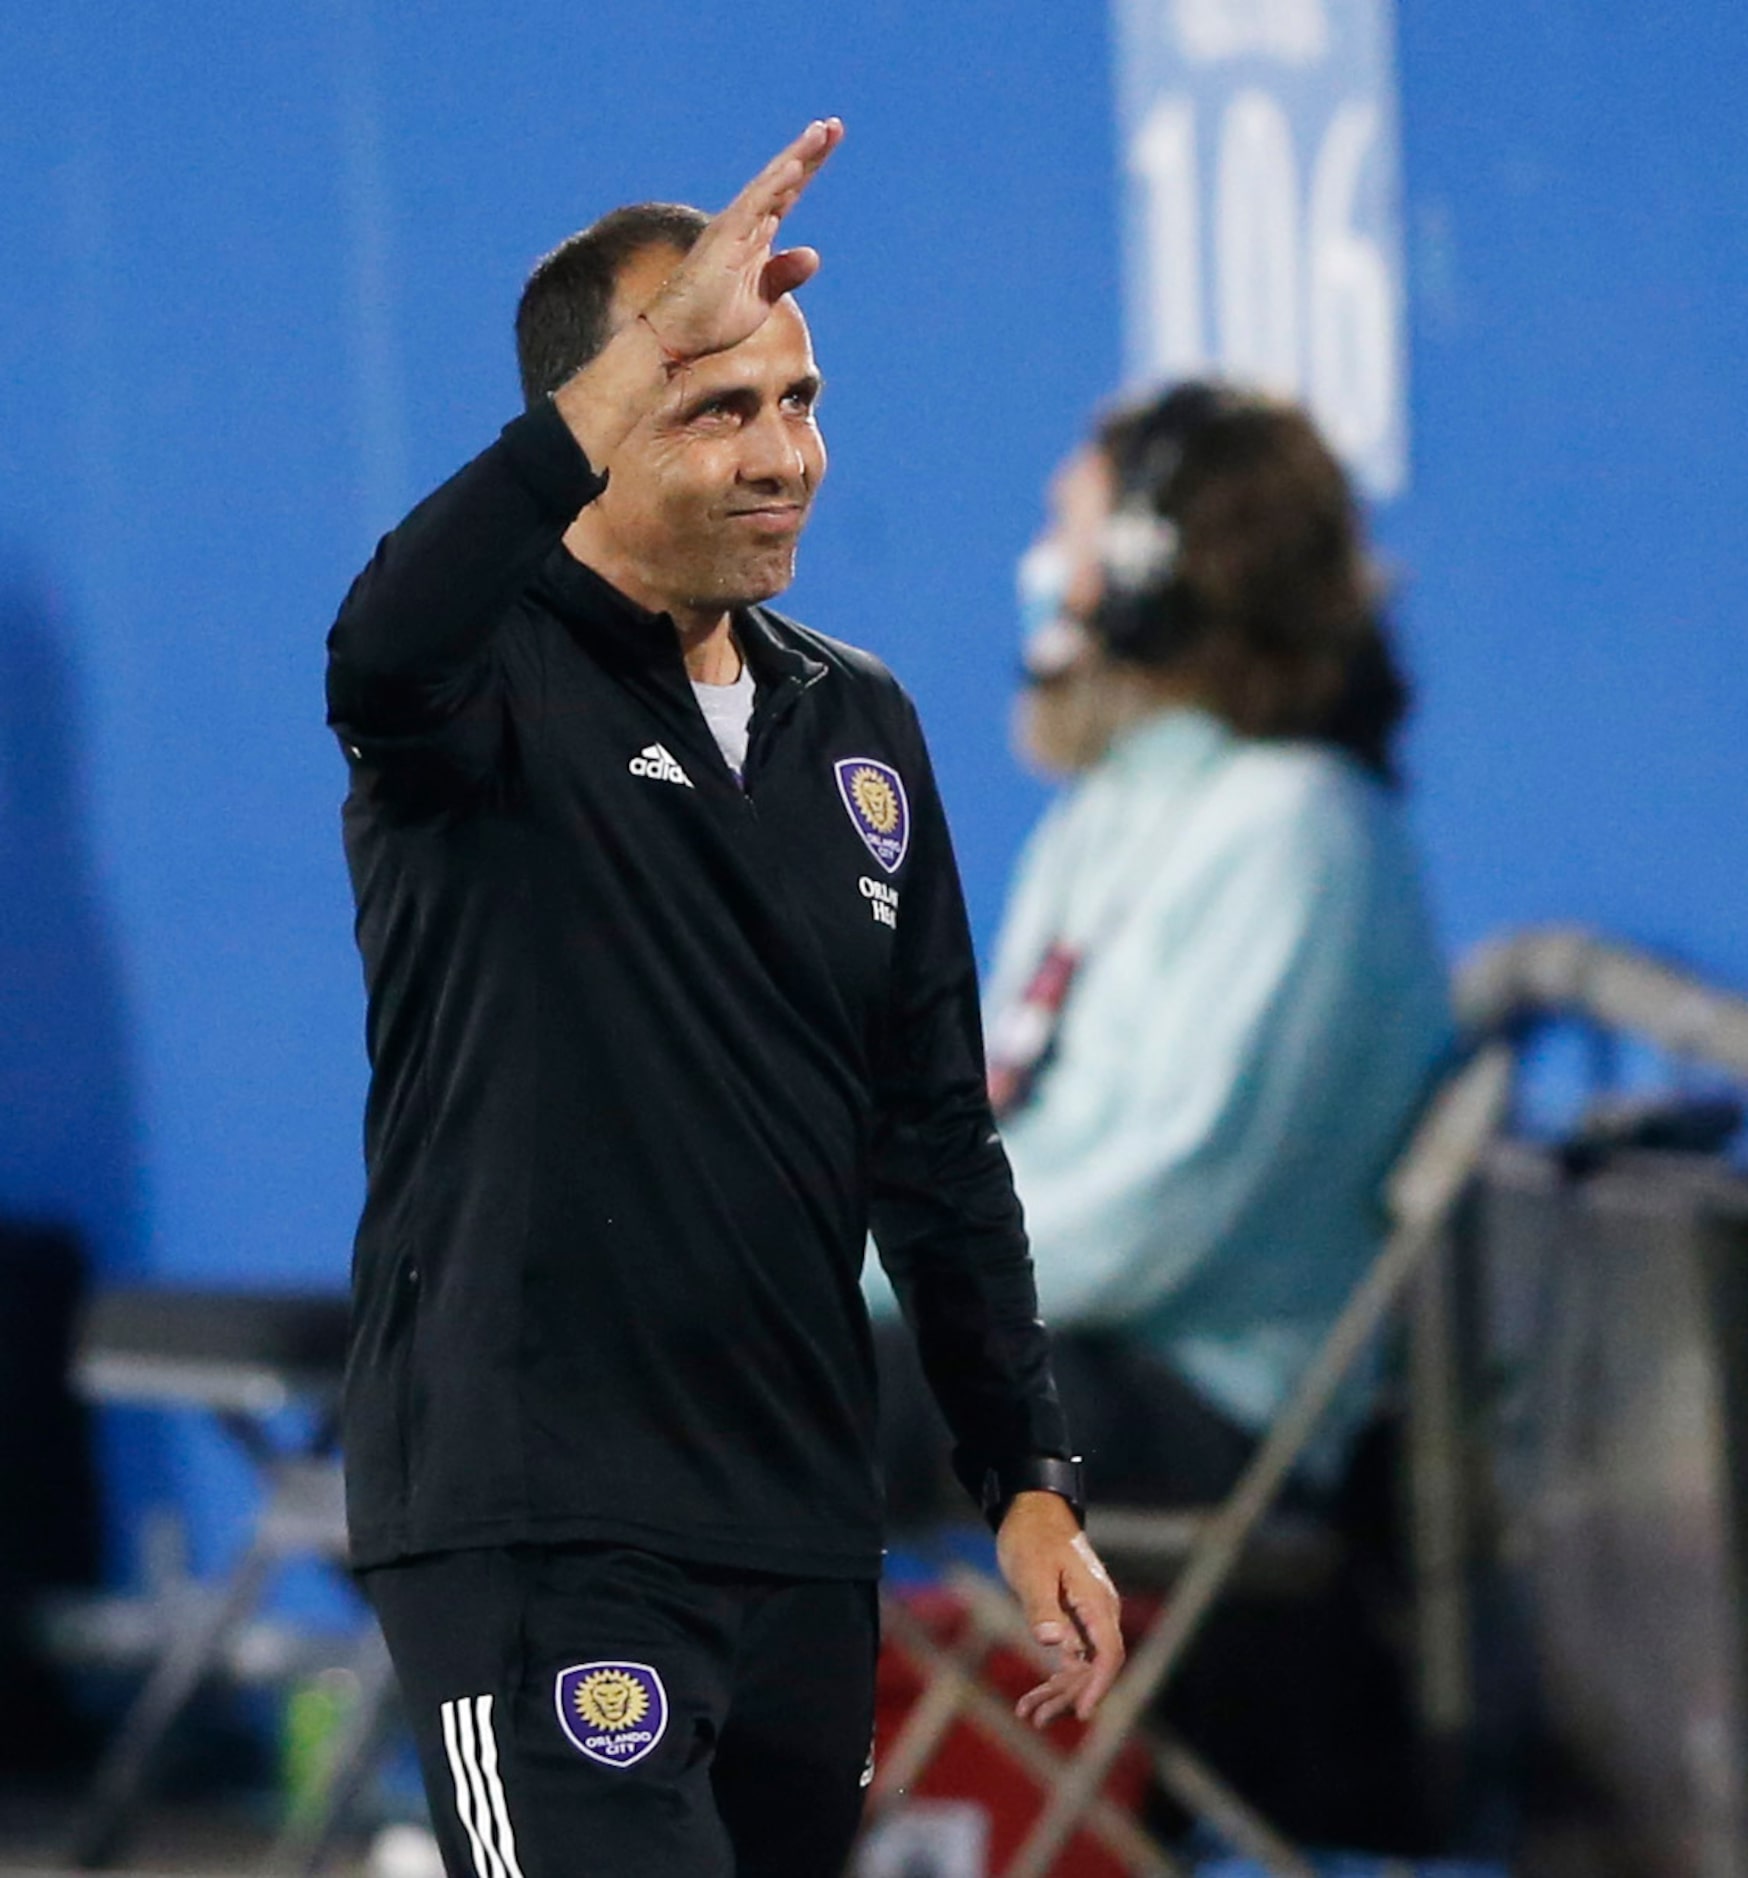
[727,506,806,533]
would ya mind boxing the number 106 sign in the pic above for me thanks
[1113,0,1409,498]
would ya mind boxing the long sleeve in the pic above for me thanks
[995,736,1450,1430]
[1008,802,1363,1316]
[868,703,1071,1499]
[326,402,606,758]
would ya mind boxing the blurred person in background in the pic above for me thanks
[987,381,1449,1513]
[878,381,1449,1846]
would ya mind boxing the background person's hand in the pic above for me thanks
[996,1491,1126,1727]
[645,118,845,365]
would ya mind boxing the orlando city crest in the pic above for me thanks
[555,1662,668,1769]
[834,758,910,873]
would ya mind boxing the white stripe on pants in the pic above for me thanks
[440,1695,525,1878]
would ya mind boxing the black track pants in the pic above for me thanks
[363,1545,878,1878]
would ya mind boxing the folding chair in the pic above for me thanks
[64,1288,398,1876]
[870,927,1748,1876]
[869,1042,1513,1877]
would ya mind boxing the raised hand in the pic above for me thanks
[643,118,845,366]
[551,119,843,472]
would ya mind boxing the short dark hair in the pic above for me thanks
[514,203,709,408]
[1097,385,1411,783]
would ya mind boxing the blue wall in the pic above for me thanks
[1393,1,1748,984]
[1,1,1744,1567]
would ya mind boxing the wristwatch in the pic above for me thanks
[979,1455,1087,1533]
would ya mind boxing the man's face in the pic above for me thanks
[585,243,827,619]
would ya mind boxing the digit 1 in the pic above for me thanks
[1129,96,1206,381]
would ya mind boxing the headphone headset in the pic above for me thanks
[1090,380,1239,667]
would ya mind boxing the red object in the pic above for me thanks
[875,1587,1153,1877]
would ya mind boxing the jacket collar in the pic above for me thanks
[536,546,825,692]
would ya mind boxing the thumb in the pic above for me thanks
[1014,1566,1068,1648]
[762,247,821,300]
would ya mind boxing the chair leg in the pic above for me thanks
[945,1571,1311,1874]
[263,1624,401,1878]
[941,1569,1311,1873]
[1408,1226,1474,1742]
[1004,1047,1516,1878]
[1147,1731,1314,1878]
[869,1594,1007,1813]
[68,1539,279,1867]
[873,1594,1183,1877]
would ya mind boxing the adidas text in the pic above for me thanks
[629,744,693,787]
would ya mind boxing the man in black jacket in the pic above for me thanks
[327,119,1121,1877]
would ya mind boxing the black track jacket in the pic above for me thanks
[327,402,1068,1576]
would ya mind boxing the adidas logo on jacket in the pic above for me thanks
[628,743,692,786]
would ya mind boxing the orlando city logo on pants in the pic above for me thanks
[555,1662,668,1769]
[834,758,910,873]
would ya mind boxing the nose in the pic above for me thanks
[737,410,810,492]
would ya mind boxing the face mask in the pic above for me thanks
[1015,541,1091,681]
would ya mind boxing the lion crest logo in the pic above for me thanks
[572,1670,649,1732]
[555,1662,667,1768]
[834,758,910,873]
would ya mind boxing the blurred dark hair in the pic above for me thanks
[1096,383,1411,783]
[515,202,709,408]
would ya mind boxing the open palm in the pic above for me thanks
[648,118,845,363]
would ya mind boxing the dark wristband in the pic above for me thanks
[980,1455,1086,1532]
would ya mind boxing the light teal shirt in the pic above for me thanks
[876,707,1450,1472]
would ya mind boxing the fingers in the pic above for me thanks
[1066,1602,1124,1720]
[763,117,845,199]
[1062,1551,1126,1721]
[1016,1664,1095,1730]
[772,118,844,214]
[1008,1563,1091,1731]
[1007,1550,1126,1730]
[642,119,839,361]
[725,118,844,233]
